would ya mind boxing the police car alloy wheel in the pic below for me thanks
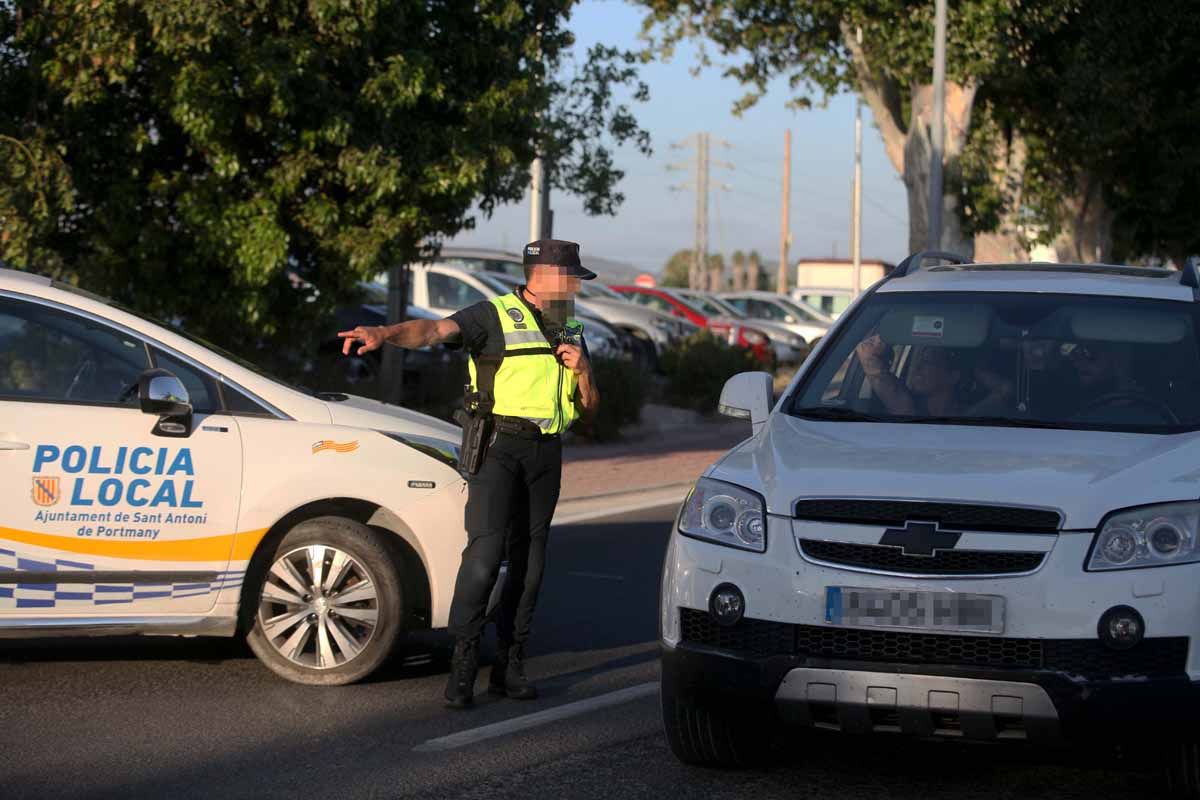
[246,517,404,686]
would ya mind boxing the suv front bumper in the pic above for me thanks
[663,639,1200,743]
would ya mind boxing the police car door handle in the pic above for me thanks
[0,439,30,451]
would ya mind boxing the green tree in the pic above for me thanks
[637,1,1078,256]
[662,248,692,287]
[0,1,649,373]
[987,0,1200,264]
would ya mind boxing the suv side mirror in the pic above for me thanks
[719,371,773,431]
[137,368,193,437]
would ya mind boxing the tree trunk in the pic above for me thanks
[903,82,977,256]
[842,25,976,259]
[974,129,1031,262]
[1053,174,1112,263]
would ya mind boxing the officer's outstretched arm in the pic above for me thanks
[338,318,461,355]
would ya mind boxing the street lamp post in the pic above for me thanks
[928,0,947,250]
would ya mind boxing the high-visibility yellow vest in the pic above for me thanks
[467,293,582,435]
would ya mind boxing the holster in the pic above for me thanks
[454,387,494,478]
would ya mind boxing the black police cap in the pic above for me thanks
[523,239,596,280]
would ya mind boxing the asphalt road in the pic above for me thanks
[0,505,1166,799]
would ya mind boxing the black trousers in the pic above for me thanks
[447,431,562,645]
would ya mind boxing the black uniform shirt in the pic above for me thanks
[447,287,588,359]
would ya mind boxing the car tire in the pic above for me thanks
[660,684,770,767]
[1166,740,1200,798]
[246,516,404,686]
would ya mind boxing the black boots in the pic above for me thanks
[489,643,537,700]
[444,638,480,709]
[487,644,510,696]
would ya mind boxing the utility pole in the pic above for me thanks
[695,133,708,289]
[852,26,864,298]
[668,134,731,289]
[777,129,791,295]
[928,0,947,250]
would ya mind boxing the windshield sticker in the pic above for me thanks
[912,315,945,338]
[312,440,359,454]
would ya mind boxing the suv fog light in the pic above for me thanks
[709,584,745,627]
[1098,605,1145,650]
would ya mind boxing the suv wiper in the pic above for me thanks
[791,406,890,422]
[901,415,1069,430]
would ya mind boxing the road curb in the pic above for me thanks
[554,481,693,526]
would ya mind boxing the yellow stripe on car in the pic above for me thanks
[0,525,270,562]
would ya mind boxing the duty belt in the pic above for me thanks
[493,415,560,440]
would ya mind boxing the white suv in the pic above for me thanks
[661,253,1200,793]
[0,268,468,685]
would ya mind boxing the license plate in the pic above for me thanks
[825,587,1005,634]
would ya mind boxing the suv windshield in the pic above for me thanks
[789,291,1200,433]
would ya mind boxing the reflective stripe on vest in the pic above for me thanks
[467,293,581,435]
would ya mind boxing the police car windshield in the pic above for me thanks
[789,291,1200,434]
[52,282,315,396]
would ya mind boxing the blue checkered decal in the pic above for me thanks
[0,547,244,609]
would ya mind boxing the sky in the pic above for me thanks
[450,0,910,277]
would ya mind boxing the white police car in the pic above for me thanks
[662,253,1200,793]
[0,267,467,685]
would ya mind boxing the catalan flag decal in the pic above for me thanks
[31,476,61,507]
[311,440,359,455]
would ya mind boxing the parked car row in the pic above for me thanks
[325,248,836,392]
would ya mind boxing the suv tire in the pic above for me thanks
[247,516,403,686]
[661,684,770,767]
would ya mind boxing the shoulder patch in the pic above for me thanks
[506,307,525,324]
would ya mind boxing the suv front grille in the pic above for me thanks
[793,499,1061,533]
[679,608,1188,678]
[799,539,1045,575]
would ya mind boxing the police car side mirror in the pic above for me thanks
[138,368,193,437]
[718,371,773,432]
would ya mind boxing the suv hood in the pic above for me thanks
[711,413,1200,530]
[323,393,460,442]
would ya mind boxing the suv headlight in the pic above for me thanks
[1088,502,1200,570]
[379,431,460,471]
[679,478,766,552]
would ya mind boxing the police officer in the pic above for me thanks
[338,239,600,708]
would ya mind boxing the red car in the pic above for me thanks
[611,285,772,364]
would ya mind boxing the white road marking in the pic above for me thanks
[553,484,690,526]
[566,571,625,582]
[412,682,659,753]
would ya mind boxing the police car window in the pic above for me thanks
[149,347,219,413]
[428,272,487,310]
[0,298,149,405]
[221,382,272,415]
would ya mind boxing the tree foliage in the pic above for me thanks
[662,248,691,286]
[0,1,649,371]
[991,0,1200,262]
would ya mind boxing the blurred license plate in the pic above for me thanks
[825,587,1004,634]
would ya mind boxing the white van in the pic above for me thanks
[0,268,468,685]
[662,253,1200,794]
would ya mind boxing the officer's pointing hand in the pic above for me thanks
[337,325,386,356]
[555,344,588,375]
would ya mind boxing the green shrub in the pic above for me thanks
[660,330,758,413]
[573,356,648,442]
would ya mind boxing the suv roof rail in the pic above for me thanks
[893,250,973,277]
[1180,256,1200,290]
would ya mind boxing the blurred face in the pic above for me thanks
[909,346,961,396]
[526,264,581,300]
[1070,343,1115,387]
